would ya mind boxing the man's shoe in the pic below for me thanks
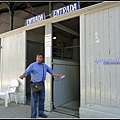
[38,113,48,118]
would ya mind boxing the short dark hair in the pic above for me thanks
[36,53,44,58]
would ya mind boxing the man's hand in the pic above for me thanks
[58,75,65,79]
[19,73,27,79]
[52,73,62,79]
[58,75,63,79]
[19,75,24,79]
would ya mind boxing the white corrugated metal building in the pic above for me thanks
[0,1,120,118]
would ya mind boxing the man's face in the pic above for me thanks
[36,55,44,63]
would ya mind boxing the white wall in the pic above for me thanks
[0,31,26,104]
[80,5,120,118]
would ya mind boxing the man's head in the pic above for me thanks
[36,53,44,64]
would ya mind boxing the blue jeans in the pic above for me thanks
[30,85,45,118]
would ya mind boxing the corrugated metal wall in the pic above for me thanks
[85,5,120,110]
[0,31,26,103]
[53,59,79,108]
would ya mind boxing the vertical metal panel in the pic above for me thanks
[44,23,53,111]
[94,11,100,104]
[103,9,110,106]
[89,13,95,104]
[86,13,91,104]
[109,7,116,107]
[114,6,120,107]
[80,14,86,108]
[98,10,104,105]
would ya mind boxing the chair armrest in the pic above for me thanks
[7,86,16,91]
[8,86,17,88]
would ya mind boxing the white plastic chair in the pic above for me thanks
[0,79,19,107]
[0,89,8,107]
[8,79,19,104]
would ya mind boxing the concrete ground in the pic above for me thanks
[0,98,79,119]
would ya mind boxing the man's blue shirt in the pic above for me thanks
[24,62,54,82]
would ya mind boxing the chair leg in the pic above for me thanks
[8,94,11,103]
[5,93,8,107]
[14,93,17,104]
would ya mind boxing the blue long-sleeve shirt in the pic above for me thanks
[24,62,54,82]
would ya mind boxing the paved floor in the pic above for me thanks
[0,98,79,119]
[53,100,79,118]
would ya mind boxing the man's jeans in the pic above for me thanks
[30,87,45,118]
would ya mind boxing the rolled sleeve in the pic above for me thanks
[24,63,33,75]
[46,65,54,74]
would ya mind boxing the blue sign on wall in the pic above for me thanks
[25,13,45,26]
[52,2,79,17]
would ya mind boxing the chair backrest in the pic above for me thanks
[10,80,19,87]
[8,80,19,93]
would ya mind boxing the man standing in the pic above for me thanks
[19,53,63,118]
